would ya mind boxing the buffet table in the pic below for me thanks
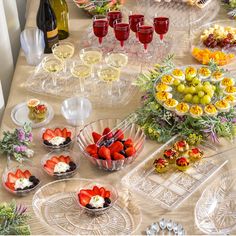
[0,0,236,234]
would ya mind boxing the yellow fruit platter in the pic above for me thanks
[154,65,236,118]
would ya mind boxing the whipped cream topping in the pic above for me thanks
[89,195,105,208]
[54,162,70,173]
[14,178,33,190]
[49,136,65,146]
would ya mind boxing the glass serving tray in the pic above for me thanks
[32,178,142,235]
[121,135,228,210]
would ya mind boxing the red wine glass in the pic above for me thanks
[114,20,130,50]
[137,24,154,59]
[93,15,109,45]
[129,13,144,39]
[107,10,122,28]
[153,17,169,42]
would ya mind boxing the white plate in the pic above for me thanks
[11,102,54,128]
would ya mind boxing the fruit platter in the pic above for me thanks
[121,135,228,210]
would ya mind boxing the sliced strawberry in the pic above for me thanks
[51,156,60,164]
[5,182,15,191]
[44,165,53,173]
[104,190,111,198]
[99,187,106,198]
[79,193,91,206]
[124,138,134,147]
[93,186,100,195]
[45,129,56,137]
[85,144,98,155]
[98,146,111,160]
[125,146,136,157]
[7,173,18,183]
[15,169,25,179]
[66,131,72,138]
[103,127,113,139]
[54,128,62,137]
[45,160,57,169]
[62,128,68,138]
[64,156,71,164]
[80,189,94,198]
[42,133,53,141]
[114,129,124,141]
[58,155,66,163]
[113,152,125,160]
[23,170,32,179]
[109,141,124,155]
[92,132,102,144]
[91,153,99,159]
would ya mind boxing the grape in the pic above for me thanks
[189,86,196,94]
[200,98,205,105]
[203,84,213,94]
[196,83,203,92]
[184,94,193,102]
[198,91,205,98]
[211,85,216,91]
[183,86,190,94]
[186,76,193,82]
[207,90,214,98]
[203,81,211,86]
[173,79,181,86]
[202,95,211,105]
[192,95,200,104]
[192,77,201,85]
[177,84,185,93]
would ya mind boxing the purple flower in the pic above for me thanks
[221,117,228,123]
[17,129,25,142]
[14,145,21,152]
[141,94,148,101]
[232,118,236,123]
[28,133,33,142]
[19,145,27,152]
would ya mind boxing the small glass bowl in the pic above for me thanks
[76,180,118,216]
[2,165,42,197]
[77,118,146,171]
[40,126,75,151]
[41,150,79,179]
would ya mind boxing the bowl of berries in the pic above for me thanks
[77,181,118,215]
[41,151,79,179]
[2,166,41,197]
[77,118,145,171]
[41,126,74,150]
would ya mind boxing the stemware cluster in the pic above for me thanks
[92,10,170,59]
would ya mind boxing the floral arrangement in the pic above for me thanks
[222,0,236,18]
[0,124,34,162]
[134,55,236,145]
[0,201,30,235]
[74,0,124,16]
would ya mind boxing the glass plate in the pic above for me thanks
[121,135,228,210]
[195,170,236,235]
[11,102,54,128]
[32,178,142,235]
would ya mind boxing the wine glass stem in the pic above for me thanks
[120,41,124,48]
[107,82,112,96]
[160,34,164,42]
[79,77,85,93]
[99,37,103,45]
[52,74,57,87]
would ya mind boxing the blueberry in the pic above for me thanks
[23,186,29,190]
[33,179,40,185]
[119,150,126,157]
[29,184,34,189]
[29,176,36,182]
[103,203,109,208]
[86,204,93,209]
[16,188,21,191]
[66,169,71,172]
[104,198,111,204]
[64,137,71,145]
[69,162,76,170]
[43,140,51,146]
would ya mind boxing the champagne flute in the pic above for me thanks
[93,15,109,46]
[71,61,92,93]
[105,52,128,69]
[97,64,120,96]
[42,55,65,92]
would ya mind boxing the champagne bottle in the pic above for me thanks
[36,0,59,53]
[49,0,69,40]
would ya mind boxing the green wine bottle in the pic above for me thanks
[49,0,69,40]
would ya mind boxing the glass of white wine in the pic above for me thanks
[71,61,92,93]
[105,52,128,69]
[97,64,120,96]
[79,47,103,65]
[42,55,65,91]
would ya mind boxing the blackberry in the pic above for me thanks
[29,175,37,182]
[86,204,93,209]
[104,198,111,204]
[103,203,109,208]
[69,161,76,170]
[44,140,52,146]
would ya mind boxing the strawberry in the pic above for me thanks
[23,170,32,179]
[113,152,125,160]
[124,138,133,147]
[7,173,18,183]
[99,187,106,197]
[93,186,100,195]
[54,128,62,137]
[103,127,113,139]
[36,104,46,112]
[44,165,53,174]
[45,129,55,137]
[125,146,136,157]
[15,169,25,179]
[51,156,60,164]
[98,146,111,160]
[85,144,98,155]
[62,128,68,138]
[64,156,71,164]
[42,133,53,141]
[109,141,124,155]
[66,131,72,138]
[79,193,91,206]
[104,190,111,198]
[92,132,102,144]
[5,182,15,191]
[91,153,99,159]
[45,160,57,169]
[114,129,124,141]
[80,189,94,198]
[58,155,66,163]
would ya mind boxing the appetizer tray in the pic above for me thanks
[121,135,228,210]
[32,178,141,235]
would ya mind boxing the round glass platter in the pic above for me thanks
[123,0,220,30]
[195,170,236,235]
[11,102,54,128]
[32,178,142,235]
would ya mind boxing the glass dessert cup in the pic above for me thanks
[40,126,74,151]
[77,118,146,171]
[41,150,79,179]
[76,180,118,216]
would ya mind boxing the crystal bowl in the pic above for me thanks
[76,180,118,216]
[195,170,236,235]
[77,118,145,171]
[41,150,79,179]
